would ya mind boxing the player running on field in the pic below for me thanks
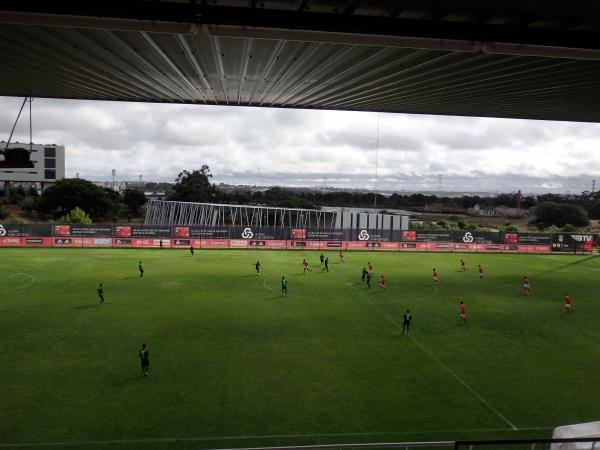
[322,257,329,272]
[368,262,373,276]
[303,259,312,273]
[339,251,345,262]
[379,275,386,291]
[478,264,485,280]
[139,344,150,376]
[403,310,412,334]
[138,261,144,277]
[366,272,372,288]
[459,301,468,325]
[97,283,104,304]
[523,276,531,294]
[320,253,325,266]
[564,292,573,313]
[255,260,261,275]
[361,267,368,283]
[461,259,466,271]
[190,245,194,256]
[432,268,439,284]
[281,276,288,295]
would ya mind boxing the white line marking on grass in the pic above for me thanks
[0,273,36,293]
[0,427,553,448]
[331,270,518,431]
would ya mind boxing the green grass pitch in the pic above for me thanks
[1,248,599,449]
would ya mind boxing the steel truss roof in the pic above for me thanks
[2,1,600,121]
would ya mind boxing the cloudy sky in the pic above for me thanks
[1,96,599,194]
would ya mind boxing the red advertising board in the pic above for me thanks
[201,239,229,248]
[21,237,53,246]
[0,237,21,246]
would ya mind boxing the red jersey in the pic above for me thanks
[379,276,385,285]
[564,295,571,305]
[524,277,529,284]
[460,304,467,314]
[479,266,484,273]
[433,270,438,277]
[303,261,308,267]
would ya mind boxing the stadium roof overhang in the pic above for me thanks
[2,1,600,122]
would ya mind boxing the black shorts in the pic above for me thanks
[141,359,149,368]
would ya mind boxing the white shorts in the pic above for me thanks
[433,276,438,282]
[565,304,572,310]
[460,313,466,320]
[479,272,485,278]
[523,283,530,289]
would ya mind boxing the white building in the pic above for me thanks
[0,141,65,188]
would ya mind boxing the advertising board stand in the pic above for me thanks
[0,224,593,254]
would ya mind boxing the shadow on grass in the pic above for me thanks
[540,255,598,274]
[73,304,100,310]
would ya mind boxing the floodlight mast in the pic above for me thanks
[0,97,34,169]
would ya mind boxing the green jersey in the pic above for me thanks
[97,286,103,296]
[281,278,288,288]
[140,348,149,361]
[403,312,412,322]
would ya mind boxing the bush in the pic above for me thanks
[58,207,92,224]
[0,200,8,220]
[20,196,40,217]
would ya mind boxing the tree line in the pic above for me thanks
[1,165,598,230]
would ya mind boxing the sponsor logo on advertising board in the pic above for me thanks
[174,227,189,237]
[402,243,417,248]
[504,233,518,244]
[454,244,468,249]
[115,239,132,245]
[115,226,132,237]
[571,234,592,242]
[291,229,306,239]
[25,238,43,244]
[291,241,306,247]
[241,228,254,239]
[462,232,474,243]
[54,238,72,244]
[93,239,111,245]
[487,245,501,250]
[326,241,343,247]
[0,224,5,236]
[366,241,380,248]
[436,243,450,248]
[358,230,370,241]
[250,240,266,247]
[54,225,71,236]
[173,239,190,246]
[403,230,416,241]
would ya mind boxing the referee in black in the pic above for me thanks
[139,344,150,376]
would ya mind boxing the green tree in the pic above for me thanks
[587,199,600,220]
[532,201,589,228]
[262,187,316,209]
[57,207,92,224]
[169,166,216,202]
[123,189,146,214]
[20,196,40,218]
[0,199,8,219]
[39,178,112,219]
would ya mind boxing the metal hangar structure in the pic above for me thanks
[0,1,600,122]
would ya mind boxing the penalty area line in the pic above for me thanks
[332,270,518,431]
